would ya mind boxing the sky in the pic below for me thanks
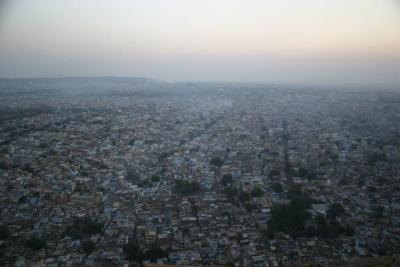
[0,0,399,85]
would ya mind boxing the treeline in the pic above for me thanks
[123,243,168,263]
[63,218,103,240]
[266,187,354,239]
[173,180,201,195]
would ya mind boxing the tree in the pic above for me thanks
[287,187,316,209]
[345,224,355,236]
[192,204,199,216]
[173,180,200,195]
[25,237,46,250]
[367,186,377,193]
[223,187,238,200]
[271,183,283,193]
[330,154,339,161]
[126,170,139,182]
[311,215,354,239]
[81,240,95,255]
[181,227,190,236]
[338,177,349,186]
[159,151,174,161]
[374,205,384,219]
[239,191,251,202]
[245,203,257,212]
[307,172,316,180]
[82,221,102,235]
[377,177,388,186]
[221,173,233,186]
[123,242,143,262]
[266,187,318,238]
[267,203,311,238]
[18,195,27,204]
[138,179,152,188]
[210,157,224,168]
[298,168,308,178]
[251,187,263,198]
[367,152,387,165]
[151,175,161,182]
[63,218,103,240]
[143,246,168,262]
[269,169,280,177]
[0,226,9,240]
[328,203,345,219]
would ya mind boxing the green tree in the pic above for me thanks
[267,203,311,238]
[25,237,46,250]
[287,186,316,209]
[338,177,349,186]
[367,186,377,193]
[298,168,308,177]
[271,183,283,193]
[143,246,168,262]
[266,187,317,238]
[159,151,174,161]
[221,173,233,186]
[368,152,387,165]
[123,242,143,262]
[251,187,263,198]
[173,180,200,195]
[223,186,238,200]
[151,175,161,182]
[210,157,224,168]
[81,220,103,235]
[345,224,355,236]
[374,205,384,219]
[245,203,256,212]
[18,195,27,204]
[192,204,199,216]
[377,177,388,186]
[269,170,280,177]
[0,226,9,240]
[287,186,303,198]
[81,240,95,255]
[328,203,345,218]
[307,172,316,180]
[63,218,103,240]
[239,191,251,202]
[138,179,152,188]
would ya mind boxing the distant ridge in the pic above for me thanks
[0,76,398,92]
[0,76,164,95]
[0,76,160,83]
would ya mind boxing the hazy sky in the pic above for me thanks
[0,0,400,85]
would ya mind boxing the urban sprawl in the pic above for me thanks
[0,78,399,267]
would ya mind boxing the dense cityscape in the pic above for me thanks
[0,78,399,267]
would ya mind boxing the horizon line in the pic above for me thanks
[0,75,399,89]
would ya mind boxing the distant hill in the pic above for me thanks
[0,76,162,95]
